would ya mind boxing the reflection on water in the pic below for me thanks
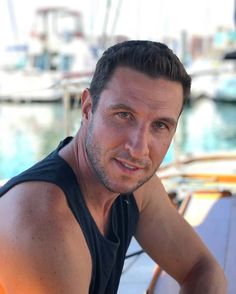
[176,99,236,156]
[0,99,236,180]
[0,102,81,179]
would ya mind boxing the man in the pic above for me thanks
[0,40,226,293]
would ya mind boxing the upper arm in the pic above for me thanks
[0,182,91,294]
[134,175,218,284]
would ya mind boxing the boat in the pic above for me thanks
[0,6,96,103]
[189,56,236,103]
[118,153,236,294]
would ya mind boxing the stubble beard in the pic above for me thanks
[85,122,158,195]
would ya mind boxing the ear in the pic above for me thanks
[81,89,93,121]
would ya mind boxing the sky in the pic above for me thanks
[0,0,235,47]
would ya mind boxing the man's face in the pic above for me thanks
[84,67,183,194]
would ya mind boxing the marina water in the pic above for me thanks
[1,98,236,180]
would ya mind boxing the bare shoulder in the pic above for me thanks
[133,173,171,212]
[133,173,178,240]
[0,182,91,293]
[0,181,73,234]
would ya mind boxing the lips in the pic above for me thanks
[121,161,139,170]
[115,158,144,171]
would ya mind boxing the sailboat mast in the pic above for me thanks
[234,0,236,28]
[101,0,112,49]
[6,0,18,42]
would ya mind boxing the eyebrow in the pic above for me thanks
[108,103,137,113]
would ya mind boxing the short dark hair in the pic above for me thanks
[89,40,191,110]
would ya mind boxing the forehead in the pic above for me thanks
[100,67,184,116]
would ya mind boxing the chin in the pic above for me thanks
[101,170,155,194]
[104,180,144,195]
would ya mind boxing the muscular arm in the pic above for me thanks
[179,258,226,293]
[0,182,92,294]
[134,175,227,293]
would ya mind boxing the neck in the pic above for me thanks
[59,132,119,235]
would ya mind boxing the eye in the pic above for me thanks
[152,121,168,130]
[116,112,132,120]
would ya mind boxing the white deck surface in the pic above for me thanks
[118,238,156,294]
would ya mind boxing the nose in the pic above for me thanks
[124,124,150,159]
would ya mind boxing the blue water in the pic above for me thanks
[1,98,236,180]
[0,102,80,179]
[178,100,236,154]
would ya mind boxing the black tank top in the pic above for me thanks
[0,137,139,294]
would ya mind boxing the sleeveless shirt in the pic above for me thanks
[0,137,140,294]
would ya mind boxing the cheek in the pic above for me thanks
[89,124,121,155]
[161,139,173,157]
[100,119,126,144]
[150,138,172,160]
